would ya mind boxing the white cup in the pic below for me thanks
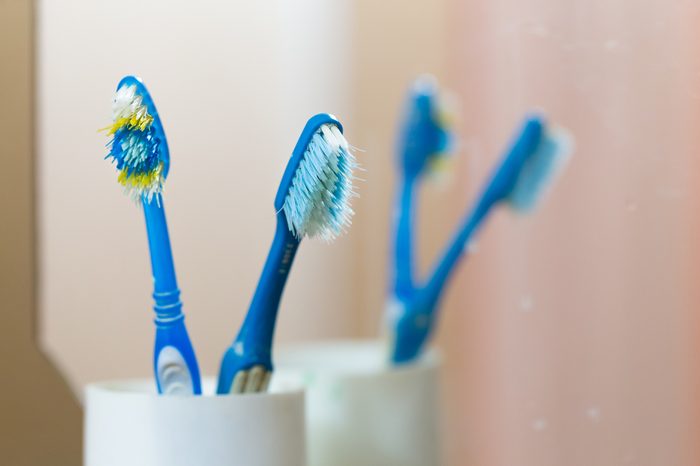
[84,378,306,466]
[272,340,442,466]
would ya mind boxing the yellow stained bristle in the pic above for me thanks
[433,90,458,134]
[117,163,163,191]
[107,113,154,135]
[435,107,454,131]
[99,113,154,136]
[428,155,451,173]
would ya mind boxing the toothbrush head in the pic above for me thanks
[505,116,573,212]
[398,75,454,179]
[105,76,170,202]
[274,113,357,241]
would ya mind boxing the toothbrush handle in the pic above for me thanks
[389,189,493,365]
[143,195,201,395]
[421,199,491,311]
[393,174,417,298]
[217,215,299,394]
[239,217,299,353]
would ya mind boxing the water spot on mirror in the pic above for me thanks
[464,241,479,255]
[529,24,550,38]
[531,417,548,432]
[604,39,621,51]
[586,406,601,423]
[520,295,534,312]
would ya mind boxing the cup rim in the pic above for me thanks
[274,338,441,379]
[84,376,305,399]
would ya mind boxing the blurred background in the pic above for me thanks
[2,0,700,464]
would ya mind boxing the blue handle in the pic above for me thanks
[392,83,444,303]
[393,172,417,299]
[143,194,201,395]
[217,214,300,394]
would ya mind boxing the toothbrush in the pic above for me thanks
[392,76,453,306]
[104,76,202,395]
[389,81,572,365]
[217,114,357,394]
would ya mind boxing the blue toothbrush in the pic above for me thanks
[104,76,202,395]
[389,77,572,365]
[217,114,357,394]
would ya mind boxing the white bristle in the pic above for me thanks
[106,83,164,201]
[283,123,357,241]
[112,85,147,122]
[507,126,573,212]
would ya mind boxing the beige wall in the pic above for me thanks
[0,0,82,464]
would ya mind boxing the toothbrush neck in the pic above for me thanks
[238,216,300,351]
[393,172,418,299]
[142,194,182,320]
[422,195,495,310]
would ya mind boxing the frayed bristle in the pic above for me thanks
[429,91,456,160]
[507,127,572,212]
[283,124,357,241]
[104,84,164,201]
[421,89,455,177]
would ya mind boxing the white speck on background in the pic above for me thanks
[531,418,548,432]
[605,39,620,50]
[520,295,534,312]
[464,241,479,255]
[530,24,550,38]
[586,406,601,422]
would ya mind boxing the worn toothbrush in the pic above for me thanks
[104,76,202,395]
[391,76,454,310]
[389,79,573,365]
[217,114,357,394]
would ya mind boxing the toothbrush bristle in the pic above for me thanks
[283,124,357,241]
[105,84,164,201]
[507,127,573,212]
[426,93,455,171]
[402,76,455,178]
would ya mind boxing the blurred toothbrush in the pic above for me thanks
[217,114,357,394]
[104,76,202,395]
[389,80,573,364]
[391,76,454,312]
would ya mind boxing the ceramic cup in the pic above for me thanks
[272,340,442,466]
[84,377,306,466]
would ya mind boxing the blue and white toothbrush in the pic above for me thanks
[217,114,357,394]
[104,76,202,395]
[389,77,573,365]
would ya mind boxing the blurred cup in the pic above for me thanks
[272,340,442,466]
[84,378,305,466]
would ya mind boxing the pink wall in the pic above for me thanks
[444,0,700,463]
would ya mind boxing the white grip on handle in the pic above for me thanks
[156,346,194,395]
